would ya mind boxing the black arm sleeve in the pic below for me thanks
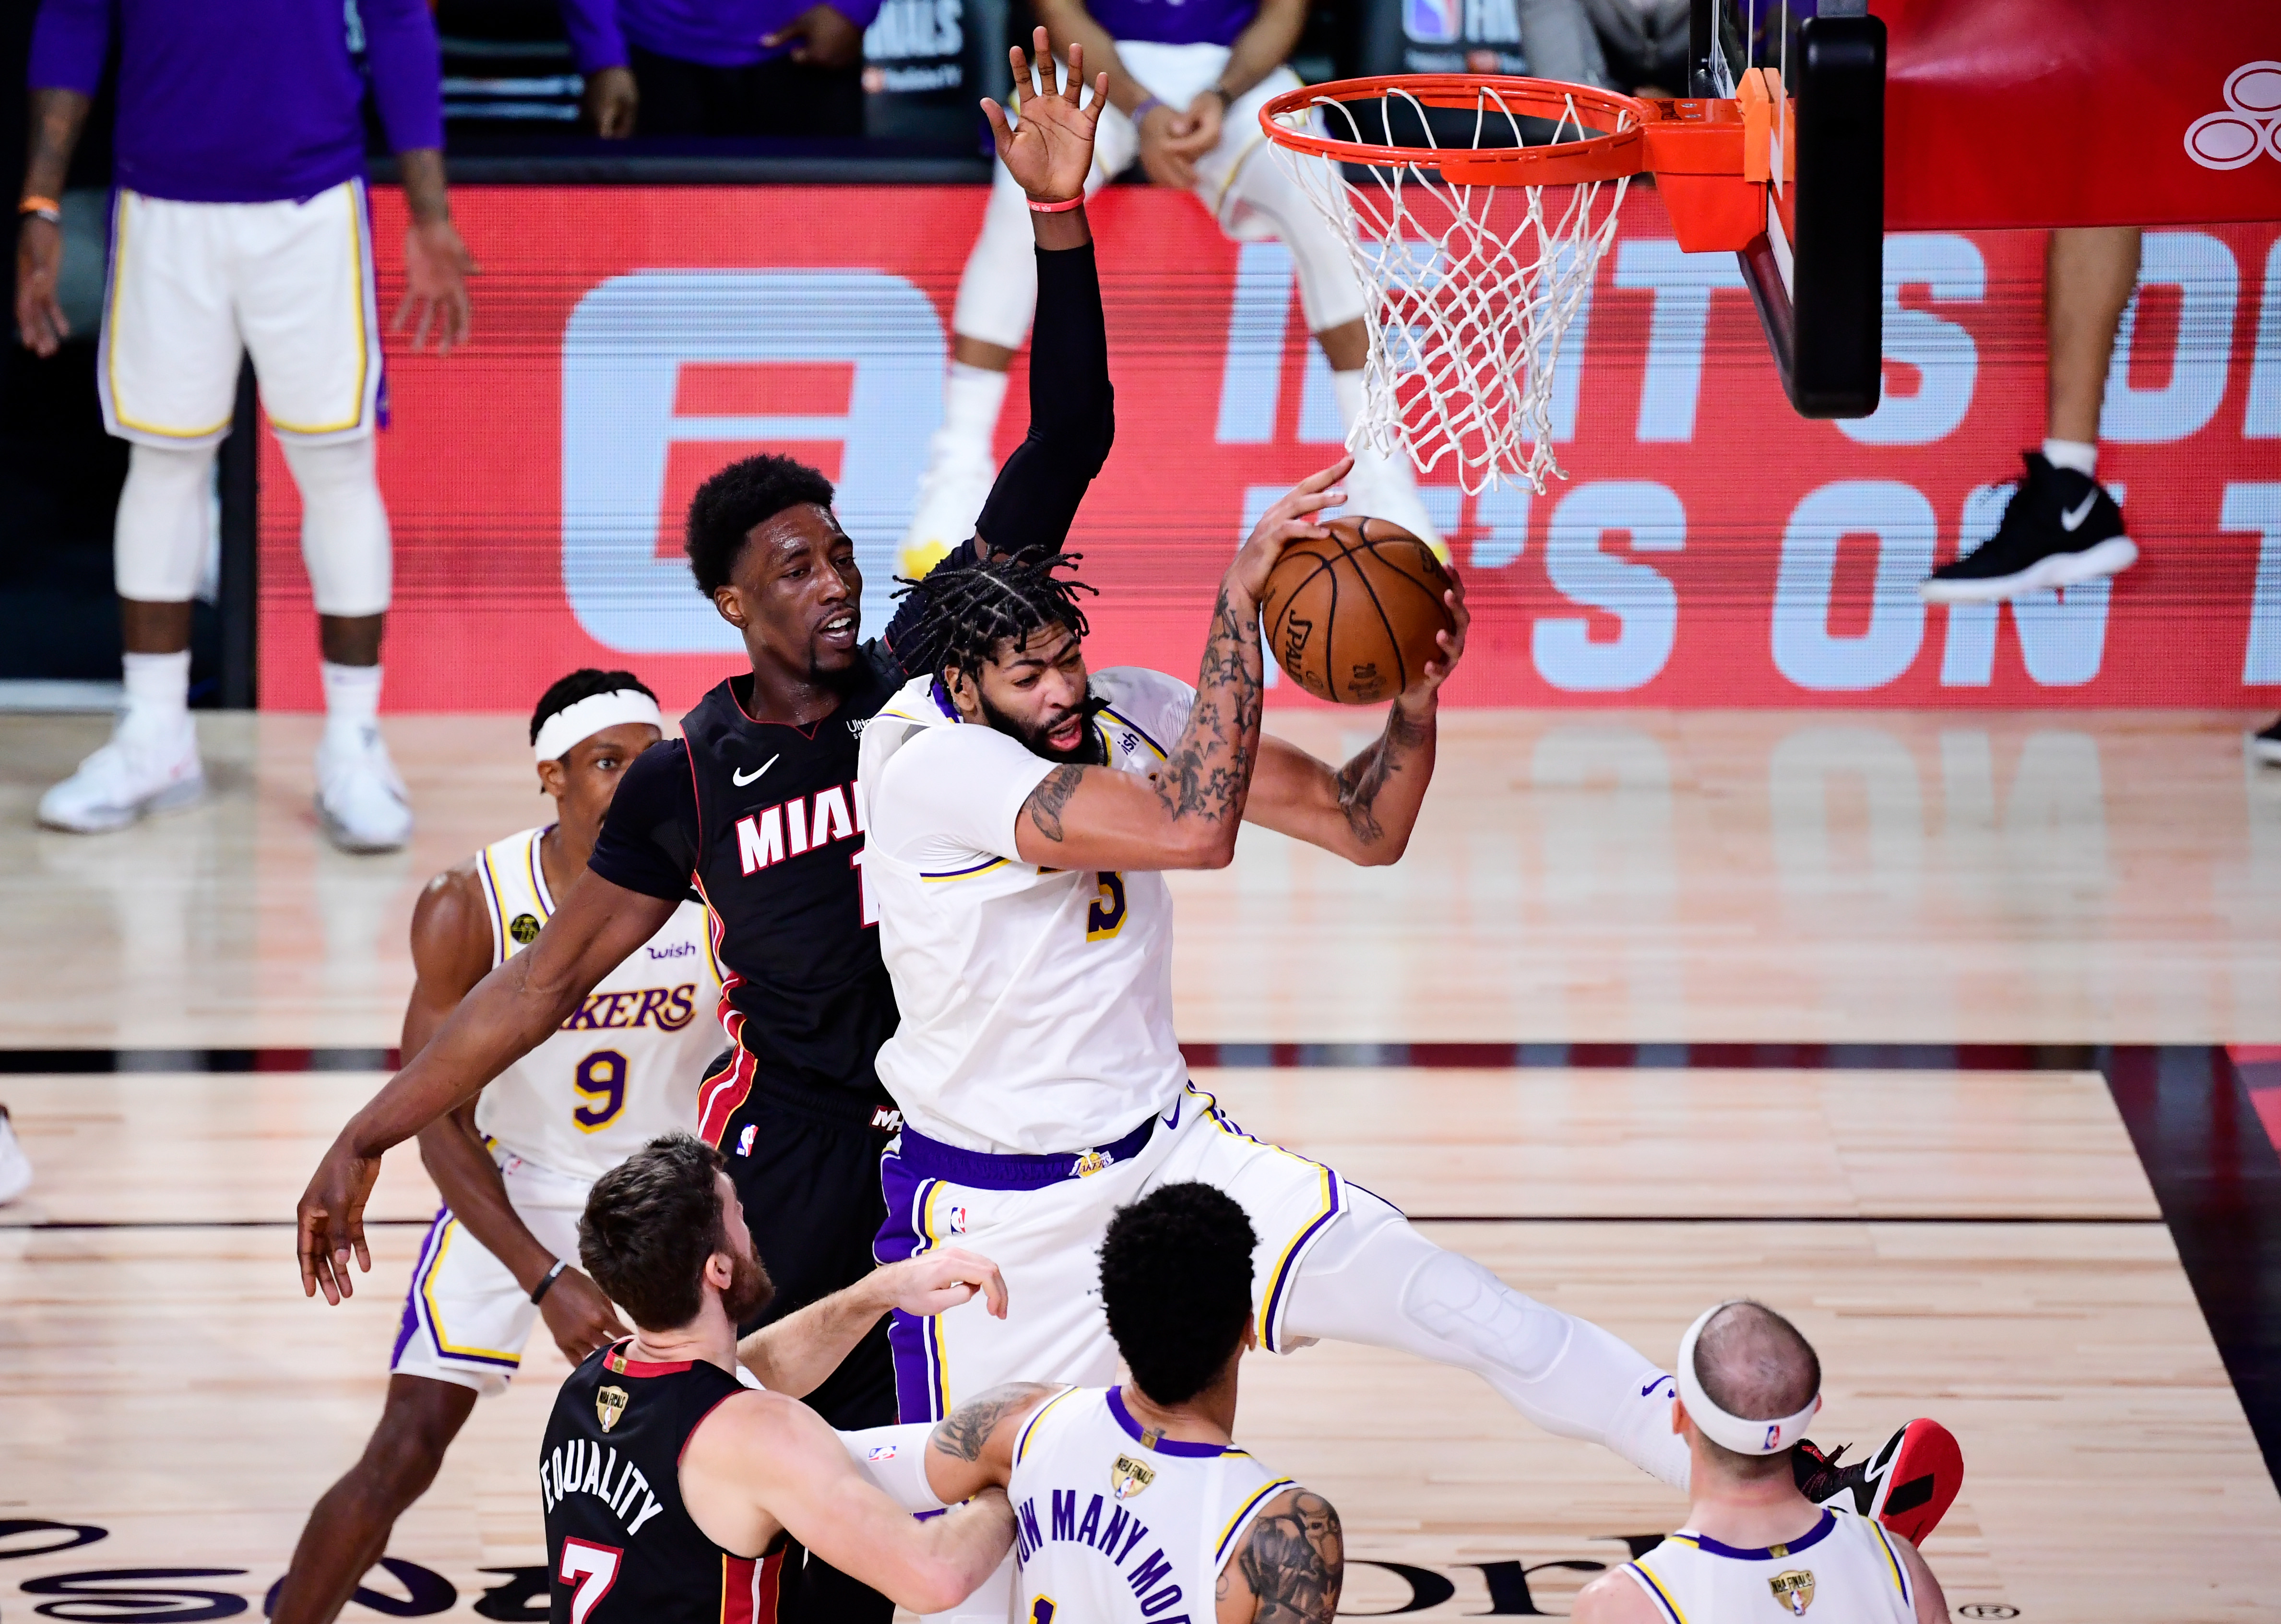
[879,240,1113,674]
[587,738,700,901]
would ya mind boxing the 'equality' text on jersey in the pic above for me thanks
[541,1434,668,1538]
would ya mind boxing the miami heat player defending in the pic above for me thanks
[897,0,1446,572]
[843,1182,1346,1624]
[548,1134,1016,1624]
[1572,1302,1949,1624]
[859,517,1958,1619]
[299,36,1116,1623]
[272,671,720,1624]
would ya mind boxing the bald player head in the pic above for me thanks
[1683,1301,1821,1482]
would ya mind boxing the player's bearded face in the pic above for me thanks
[978,680,1109,766]
[717,1228,775,1324]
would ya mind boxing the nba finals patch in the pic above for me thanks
[1072,1149,1112,1178]
[1110,1454,1155,1500]
[595,1385,629,1433]
[509,913,541,945]
[1768,1568,1816,1615]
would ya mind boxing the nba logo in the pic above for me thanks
[1406,0,1459,45]
[737,1124,758,1157]
[948,1205,969,1233]
[868,1444,899,1461]
[1765,1422,1782,1450]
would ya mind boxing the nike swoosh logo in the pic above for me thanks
[732,754,779,788]
[1642,1375,1675,1398]
[2059,492,2099,532]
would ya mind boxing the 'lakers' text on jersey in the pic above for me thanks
[472,826,721,1182]
[543,1341,783,1624]
[1007,1386,1295,1624]
[858,667,1195,1154]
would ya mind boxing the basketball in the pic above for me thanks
[1260,517,1455,704]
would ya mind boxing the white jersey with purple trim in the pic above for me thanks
[1007,1384,1295,1624]
[469,825,723,1181]
[1622,1507,1915,1624]
[857,667,1197,1155]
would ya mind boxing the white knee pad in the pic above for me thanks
[279,434,391,616]
[1219,148,1368,334]
[113,442,220,604]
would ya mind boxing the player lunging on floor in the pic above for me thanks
[842,1181,1346,1624]
[548,1132,1018,1623]
[859,502,1958,1618]
[271,671,723,1624]
[297,36,1117,1623]
[1573,1301,1949,1624]
[897,0,1443,572]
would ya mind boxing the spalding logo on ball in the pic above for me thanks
[1260,516,1455,703]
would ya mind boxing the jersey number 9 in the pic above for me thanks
[1086,872,1128,941]
[573,1049,628,1133]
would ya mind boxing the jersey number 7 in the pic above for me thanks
[558,1537,623,1624]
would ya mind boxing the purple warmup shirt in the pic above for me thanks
[1089,0,1259,48]
[559,0,885,74]
[29,0,442,205]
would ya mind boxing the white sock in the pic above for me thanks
[1330,366,1367,437]
[938,360,1010,460]
[1282,1189,1693,1492]
[2042,437,2098,477]
[119,650,191,740]
[321,661,383,753]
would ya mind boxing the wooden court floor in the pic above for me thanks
[4,710,2281,1620]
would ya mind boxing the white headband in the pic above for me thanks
[1674,1302,1823,1456]
[533,689,664,763]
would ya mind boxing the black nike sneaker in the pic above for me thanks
[1793,1419,1963,1545]
[1920,450,2138,604]
[2254,717,2281,768]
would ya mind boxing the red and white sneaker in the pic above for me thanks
[1793,1419,1964,1546]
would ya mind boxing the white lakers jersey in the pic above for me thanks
[858,668,1195,1155]
[470,826,724,1181]
[1007,1386,1294,1624]
[1623,1509,1916,1624]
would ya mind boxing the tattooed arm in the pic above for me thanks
[1217,1488,1343,1624]
[1242,563,1465,865]
[917,1382,1065,1503]
[1009,459,1354,872]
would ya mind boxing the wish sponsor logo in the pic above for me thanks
[646,941,696,960]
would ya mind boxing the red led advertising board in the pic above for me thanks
[259,186,2281,712]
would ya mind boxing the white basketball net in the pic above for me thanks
[1268,87,1633,495]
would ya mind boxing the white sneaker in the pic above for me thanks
[316,725,413,853]
[899,435,996,581]
[0,1106,32,1205]
[37,715,205,833]
[1344,446,1450,563]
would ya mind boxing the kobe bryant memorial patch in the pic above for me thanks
[510,913,542,945]
[1768,1568,1815,1615]
[1110,1454,1155,1500]
[595,1385,629,1433]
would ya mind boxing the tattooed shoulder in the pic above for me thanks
[929,1382,1057,1462]
[1235,1489,1343,1624]
[1023,764,1085,842]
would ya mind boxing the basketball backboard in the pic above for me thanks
[1689,0,1886,419]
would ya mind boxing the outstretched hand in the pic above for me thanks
[1229,455,1352,605]
[982,27,1107,203]
[873,1245,1011,1320]
[296,1137,381,1304]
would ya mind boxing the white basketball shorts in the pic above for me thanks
[99,179,384,449]
[876,1082,1345,1420]
[391,1150,591,1398]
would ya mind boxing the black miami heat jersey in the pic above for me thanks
[543,1341,784,1624]
[682,652,903,1124]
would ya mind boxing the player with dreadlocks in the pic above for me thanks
[857,471,1961,1624]
[297,31,1117,1624]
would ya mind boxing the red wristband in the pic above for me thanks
[1026,195,1085,214]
